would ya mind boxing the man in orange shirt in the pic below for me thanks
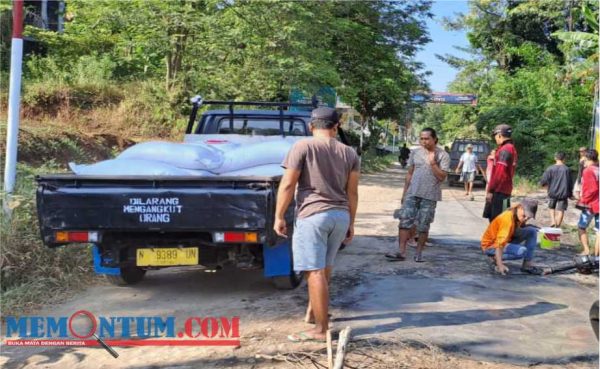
[481,199,543,275]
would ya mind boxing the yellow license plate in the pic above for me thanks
[136,247,198,266]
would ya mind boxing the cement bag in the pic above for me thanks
[117,141,223,170]
[69,159,204,176]
[220,164,284,177]
[213,140,292,174]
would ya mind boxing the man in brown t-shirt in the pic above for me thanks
[274,107,360,342]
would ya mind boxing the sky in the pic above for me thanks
[416,0,472,92]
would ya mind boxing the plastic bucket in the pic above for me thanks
[539,227,562,249]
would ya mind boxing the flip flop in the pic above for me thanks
[414,254,425,263]
[385,253,405,261]
[287,331,326,342]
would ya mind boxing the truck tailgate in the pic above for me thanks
[36,175,280,245]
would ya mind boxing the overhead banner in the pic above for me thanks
[411,92,477,106]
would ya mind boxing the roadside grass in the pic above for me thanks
[361,151,396,173]
[513,175,539,196]
[21,79,186,140]
[1,164,97,317]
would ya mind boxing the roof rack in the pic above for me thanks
[186,95,318,135]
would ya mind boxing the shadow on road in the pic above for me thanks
[335,301,566,335]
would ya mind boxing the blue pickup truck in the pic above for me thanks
[36,98,348,289]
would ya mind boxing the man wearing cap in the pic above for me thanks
[455,144,484,200]
[481,199,542,275]
[486,124,518,222]
[274,107,360,342]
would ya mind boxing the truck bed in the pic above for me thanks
[36,174,283,247]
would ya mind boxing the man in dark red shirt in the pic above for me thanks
[577,149,599,256]
[486,124,518,222]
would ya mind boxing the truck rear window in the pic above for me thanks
[217,118,306,136]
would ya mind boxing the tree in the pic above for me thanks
[423,0,597,177]
[326,1,432,147]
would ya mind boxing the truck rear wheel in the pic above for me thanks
[272,271,303,290]
[448,174,459,187]
[105,266,146,286]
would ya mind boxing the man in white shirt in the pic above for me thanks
[455,144,484,200]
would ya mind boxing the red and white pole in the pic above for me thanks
[3,0,24,197]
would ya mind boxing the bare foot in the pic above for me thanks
[305,313,332,324]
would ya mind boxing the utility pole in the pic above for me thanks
[4,0,24,215]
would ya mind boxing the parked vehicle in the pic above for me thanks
[36,97,350,289]
[446,138,491,187]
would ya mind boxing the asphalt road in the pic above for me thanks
[1,163,598,369]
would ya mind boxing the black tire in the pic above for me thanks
[272,271,303,290]
[590,300,599,340]
[105,266,146,286]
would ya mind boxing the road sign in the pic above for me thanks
[411,92,477,106]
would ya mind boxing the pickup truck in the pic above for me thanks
[36,97,348,289]
[446,138,491,187]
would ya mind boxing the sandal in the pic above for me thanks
[385,253,405,261]
[414,254,425,263]
[287,331,326,342]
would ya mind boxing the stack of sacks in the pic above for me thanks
[69,159,215,176]
[213,140,292,174]
[118,141,224,170]
[69,136,306,177]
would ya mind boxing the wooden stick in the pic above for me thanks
[326,329,333,369]
[333,327,352,369]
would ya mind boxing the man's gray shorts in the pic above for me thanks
[292,209,350,272]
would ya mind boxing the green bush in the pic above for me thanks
[361,150,396,173]
[476,65,592,178]
[117,81,187,137]
[22,54,123,114]
[1,164,96,316]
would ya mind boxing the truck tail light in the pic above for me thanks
[55,231,99,243]
[213,232,258,243]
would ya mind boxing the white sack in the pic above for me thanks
[220,164,284,177]
[69,159,214,176]
[117,141,223,170]
[185,134,307,151]
[213,140,292,174]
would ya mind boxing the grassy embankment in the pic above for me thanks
[0,78,187,316]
